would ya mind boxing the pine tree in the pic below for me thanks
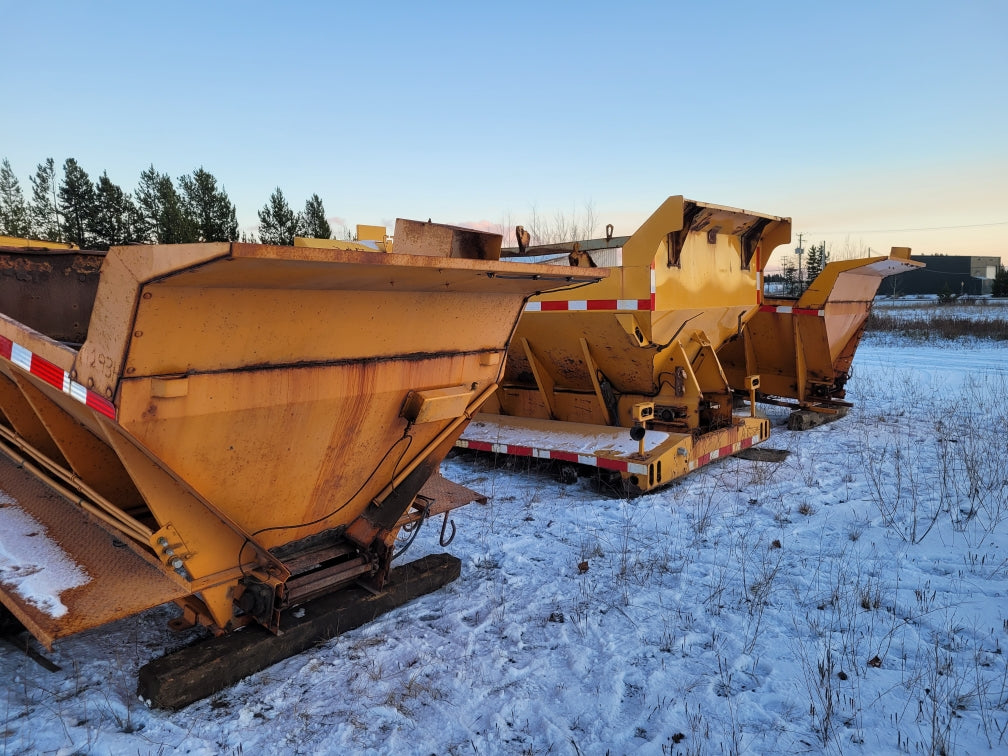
[29,158,61,241]
[179,167,238,242]
[782,258,798,297]
[257,187,299,246]
[224,203,239,243]
[92,172,140,249]
[136,166,195,244]
[805,242,829,283]
[0,158,31,237]
[992,265,1008,298]
[123,194,146,244]
[299,193,332,239]
[134,166,162,242]
[58,158,96,248]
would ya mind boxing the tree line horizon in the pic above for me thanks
[0,156,343,250]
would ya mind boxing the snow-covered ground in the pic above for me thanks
[2,329,1007,755]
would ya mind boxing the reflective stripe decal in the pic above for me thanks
[455,438,649,475]
[759,305,825,317]
[457,431,763,476]
[688,435,761,471]
[525,262,657,313]
[525,298,652,312]
[0,335,117,420]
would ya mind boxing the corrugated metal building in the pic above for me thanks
[888,255,1001,296]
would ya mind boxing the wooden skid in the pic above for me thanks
[137,553,462,710]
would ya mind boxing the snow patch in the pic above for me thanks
[0,493,90,618]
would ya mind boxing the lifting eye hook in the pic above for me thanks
[439,513,456,547]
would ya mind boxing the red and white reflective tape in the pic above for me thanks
[524,298,652,312]
[688,434,760,471]
[0,335,117,420]
[458,431,763,475]
[455,438,649,475]
[525,263,657,313]
[759,304,825,317]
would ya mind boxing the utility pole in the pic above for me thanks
[795,233,804,292]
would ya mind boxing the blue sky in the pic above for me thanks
[2,1,1005,263]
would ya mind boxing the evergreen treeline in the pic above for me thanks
[0,157,336,249]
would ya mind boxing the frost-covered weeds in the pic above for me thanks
[867,308,1008,342]
[442,358,1008,754]
[855,367,1008,547]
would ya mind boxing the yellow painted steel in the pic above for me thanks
[718,247,923,407]
[0,223,603,645]
[294,224,392,252]
[0,235,78,250]
[293,237,381,253]
[469,196,792,493]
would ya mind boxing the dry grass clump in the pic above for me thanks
[866,307,1008,341]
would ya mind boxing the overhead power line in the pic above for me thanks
[805,220,1008,235]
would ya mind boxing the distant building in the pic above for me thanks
[886,254,1001,296]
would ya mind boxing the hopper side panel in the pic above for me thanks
[117,355,505,549]
[124,288,525,377]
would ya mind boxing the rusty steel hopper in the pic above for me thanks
[0,236,100,345]
[0,225,603,649]
[718,247,923,415]
[456,196,792,493]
